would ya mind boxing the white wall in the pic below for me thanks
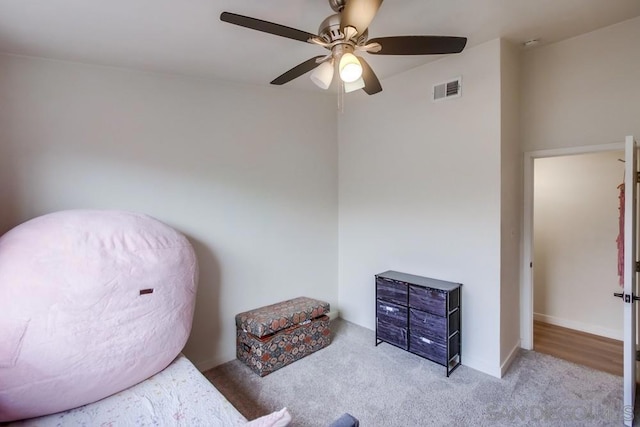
[0,54,339,370]
[521,16,640,151]
[533,151,623,339]
[338,39,504,376]
[499,39,522,372]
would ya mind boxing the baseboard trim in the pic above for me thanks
[462,355,501,379]
[533,313,622,341]
[192,356,231,373]
[500,340,521,377]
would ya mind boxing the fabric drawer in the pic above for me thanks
[449,332,460,357]
[376,300,407,328]
[376,320,408,350]
[409,285,447,316]
[449,308,460,335]
[449,288,460,312]
[376,277,408,306]
[410,309,447,343]
[409,333,447,365]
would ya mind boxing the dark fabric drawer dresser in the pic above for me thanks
[375,270,462,376]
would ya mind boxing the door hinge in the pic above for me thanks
[636,171,640,184]
[636,261,640,272]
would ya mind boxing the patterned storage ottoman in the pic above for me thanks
[236,296,331,376]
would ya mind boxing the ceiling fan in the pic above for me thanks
[220,0,467,95]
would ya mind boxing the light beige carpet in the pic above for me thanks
[205,319,631,427]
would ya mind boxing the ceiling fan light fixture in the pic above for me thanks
[310,60,334,89]
[344,76,365,93]
[339,52,362,83]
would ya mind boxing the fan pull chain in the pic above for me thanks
[337,82,345,113]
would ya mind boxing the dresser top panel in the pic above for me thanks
[376,270,462,292]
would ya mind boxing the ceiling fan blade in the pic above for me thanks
[271,56,326,85]
[341,0,383,37]
[358,57,382,95]
[220,12,315,43]
[368,36,467,55]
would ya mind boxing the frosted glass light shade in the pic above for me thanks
[339,53,362,83]
[344,77,365,93]
[310,60,334,89]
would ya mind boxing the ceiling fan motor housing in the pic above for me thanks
[318,14,368,45]
[318,14,343,43]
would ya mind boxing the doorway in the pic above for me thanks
[521,142,626,374]
[532,150,624,375]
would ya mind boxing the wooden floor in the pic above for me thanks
[534,320,623,377]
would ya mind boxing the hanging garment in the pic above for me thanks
[617,183,625,286]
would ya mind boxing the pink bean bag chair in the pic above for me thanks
[0,210,198,422]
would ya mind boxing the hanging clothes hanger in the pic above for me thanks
[618,158,625,189]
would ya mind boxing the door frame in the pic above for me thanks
[520,141,625,350]
[622,135,637,426]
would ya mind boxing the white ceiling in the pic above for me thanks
[0,0,639,92]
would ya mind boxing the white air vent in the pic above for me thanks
[433,76,462,102]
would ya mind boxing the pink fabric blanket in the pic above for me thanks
[617,183,624,286]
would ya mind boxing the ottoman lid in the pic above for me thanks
[235,297,330,338]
